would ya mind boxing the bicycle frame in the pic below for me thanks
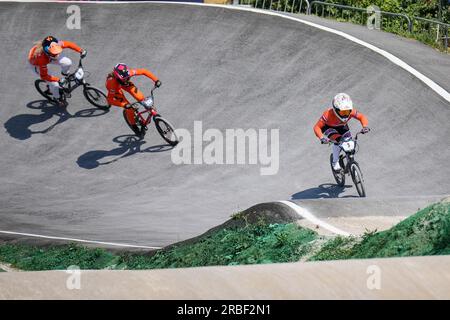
[331,132,361,174]
[341,147,355,174]
[61,59,86,95]
[328,130,366,196]
[131,86,159,126]
[136,107,158,126]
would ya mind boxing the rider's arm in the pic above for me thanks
[131,68,159,83]
[107,93,128,108]
[353,110,369,127]
[313,118,326,139]
[60,40,83,53]
[121,83,145,102]
[39,65,59,82]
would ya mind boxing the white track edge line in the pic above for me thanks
[0,230,162,249]
[278,200,351,236]
[5,2,449,102]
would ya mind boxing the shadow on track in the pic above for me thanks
[291,183,359,200]
[4,100,109,140]
[77,134,174,169]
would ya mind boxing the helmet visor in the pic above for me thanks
[338,109,351,117]
[114,72,130,83]
[46,43,62,58]
[48,52,60,59]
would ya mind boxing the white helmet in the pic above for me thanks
[332,93,353,121]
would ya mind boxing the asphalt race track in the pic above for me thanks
[0,2,449,247]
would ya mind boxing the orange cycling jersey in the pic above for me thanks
[105,68,159,108]
[313,108,368,139]
[28,40,82,82]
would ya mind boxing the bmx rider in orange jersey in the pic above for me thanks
[313,93,370,171]
[28,36,87,107]
[105,63,161,127]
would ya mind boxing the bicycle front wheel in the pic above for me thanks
[350,162,366,197]
[122,108,145,138]
[83,86,110,110]
[154,116,178,146]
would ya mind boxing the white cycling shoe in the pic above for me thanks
[332,161,342,171]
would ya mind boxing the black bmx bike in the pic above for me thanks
[35,58,110,110]
[329,130,367,197]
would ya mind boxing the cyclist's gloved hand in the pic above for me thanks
[80,49,87,59]
[155,80,162,88]
[320,137,330,144]
[361,127,370,134]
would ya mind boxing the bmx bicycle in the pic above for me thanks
[34,58,110,110]
[328,130,367,197]
[122,86,179,146]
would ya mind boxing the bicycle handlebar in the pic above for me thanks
[326,129,366,145]
[63,58,84,81]
[124,83,160,111]
[77,56,85,68]
[131,85,158,110]
[148,85,160,102]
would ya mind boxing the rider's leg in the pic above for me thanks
[122,84,145,126]
[30,63,61,102]
[321,126,341,170]
[124,105,137,125]
[333,127,351,170]
[51,54,72,75]
[108,93,136,125]
[332,143,341,169]
[47,81,61,99]
[107,92,128,107]
[332,127,350,171]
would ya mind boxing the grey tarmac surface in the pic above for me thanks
[0,3,449,247]
[282,12,450,93]
[292,196,447,218]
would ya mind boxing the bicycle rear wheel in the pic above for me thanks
[330,154,345,186]
[83,86,110,110]
[35,80,53,101]
[122,108,145,138]
[350,162,366,197]
[154,116,178,146]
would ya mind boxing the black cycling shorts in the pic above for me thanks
[321,125,351,142]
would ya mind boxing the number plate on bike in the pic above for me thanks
[342,141,355,152]
[142,97,153,108]
[75,68,84,80]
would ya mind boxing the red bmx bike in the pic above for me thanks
[123,86,179,146]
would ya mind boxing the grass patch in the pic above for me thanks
[0,244,121,271]
[0,223,318,271]
[1,201,448,271]
[311,201,450,261]
[122,223,317,269]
